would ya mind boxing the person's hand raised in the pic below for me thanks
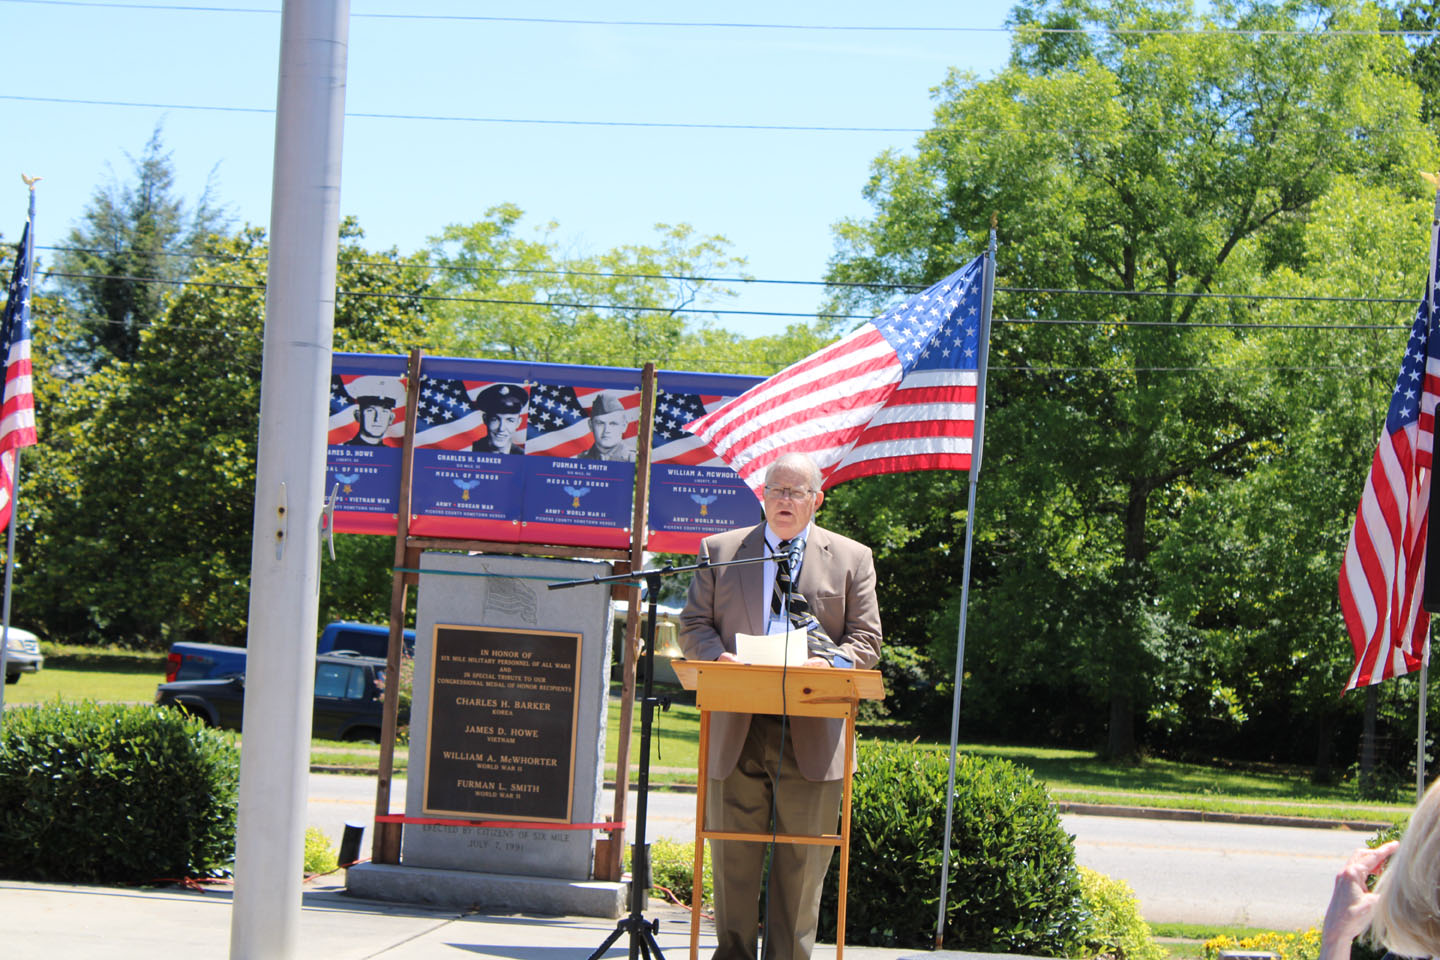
[1320,841,1400,960]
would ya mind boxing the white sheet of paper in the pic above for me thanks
[733,630,808,667]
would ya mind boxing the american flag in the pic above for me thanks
[686,255,987,493]
[0,222,38,532]
[652,390,728,466]
[411,375,490,449]
[1338,238,1440,690]
[528,383,639,458]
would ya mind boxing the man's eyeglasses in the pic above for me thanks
[764,486,813,501]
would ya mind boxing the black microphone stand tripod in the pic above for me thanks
[550,551,785,960]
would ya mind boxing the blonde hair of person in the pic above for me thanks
[1370,778,1440,956]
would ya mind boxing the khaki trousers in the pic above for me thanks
[705,714,843,960]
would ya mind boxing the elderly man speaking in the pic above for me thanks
[679,451,882,960]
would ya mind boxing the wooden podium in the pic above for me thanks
[671,660,885,960]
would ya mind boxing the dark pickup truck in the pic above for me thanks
[154,652,392,741]
[163,621,415,683]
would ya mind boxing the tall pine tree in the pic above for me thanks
[55,124,230,368]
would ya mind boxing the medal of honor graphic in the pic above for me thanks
[453,478,481,501]
[563,484,591,508]
[690,493,717,516]
[334,472,360,494]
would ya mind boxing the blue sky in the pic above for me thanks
[4,1,1014,338]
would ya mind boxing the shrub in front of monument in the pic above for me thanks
[817,742,1089,953]
[1078,866,1164,960]
[304,826,339,876]
[0,701,239,883]
[625,837,714,908]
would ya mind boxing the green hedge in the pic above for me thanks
[818,742,1090,953]
[0,701,239,882]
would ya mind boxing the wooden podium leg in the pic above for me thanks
[836,700,858,960]
[691,708,711,960]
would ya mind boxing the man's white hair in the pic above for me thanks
[765,452,822,492]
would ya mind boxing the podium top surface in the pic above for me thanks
[671,659,884,702]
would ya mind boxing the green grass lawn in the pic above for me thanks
[953,741,1409,825]
[604,686,700,781]
[5,645,165,705]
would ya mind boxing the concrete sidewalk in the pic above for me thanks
[2,876,950,959]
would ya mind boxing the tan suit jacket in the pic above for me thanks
[680,522,882,781]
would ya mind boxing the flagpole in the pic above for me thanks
[934,221,997,950]
[0,181,35,725]
[1419,640,1429,803]
[1419,170,1440,798]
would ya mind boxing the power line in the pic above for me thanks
[27,305,1400,375]
[37,247,1422,310]
[5,94,1427,137]
[1003,286,1414,306]
[0,94,925,133]
[43,270,849,320]
[1006,316,1409,331]
[995,364,1395,373]
[8,1,1440,37]
[40,270,1416,331]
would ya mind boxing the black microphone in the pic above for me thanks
[787,538,805,576]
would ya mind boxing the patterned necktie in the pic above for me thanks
[771,539,793,618]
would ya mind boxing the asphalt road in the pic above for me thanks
[1061,812,1361,929]
[305,772,1363,931]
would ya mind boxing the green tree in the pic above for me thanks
[426,205,827,374]
[1389,1,1440,125]
[826,0,1434,756]
[1147,178,1429,774]
[54,125,230,368]
[19,221,432,645]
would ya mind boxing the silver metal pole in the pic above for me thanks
[0,185,36,724]
[229,2,348,957]
[1419,632,1430,803]
[0,450,25,722]
[934,227,997,949]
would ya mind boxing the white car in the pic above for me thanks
[4,626,42,683]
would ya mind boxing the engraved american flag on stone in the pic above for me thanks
[485,577,537,624]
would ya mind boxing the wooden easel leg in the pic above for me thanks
[691,709,711,960]
[836,701,858,960]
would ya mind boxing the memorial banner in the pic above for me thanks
[326,353,409,534]
[409,356,532,542]
[646,369,763,553]
[329,353,764,551]
[521,372,640,549]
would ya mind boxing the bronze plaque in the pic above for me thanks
[422,624,582,822]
